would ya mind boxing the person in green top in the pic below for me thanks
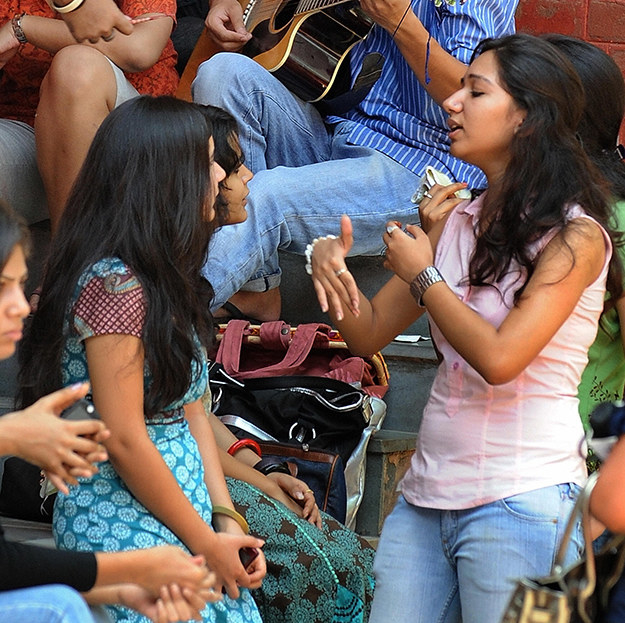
[545,35,625,432]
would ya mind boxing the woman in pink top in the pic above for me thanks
[308,34,623,623]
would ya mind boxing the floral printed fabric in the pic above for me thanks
[54,258,261,623]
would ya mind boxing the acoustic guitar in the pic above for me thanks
[176,0,374,103]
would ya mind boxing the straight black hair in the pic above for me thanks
[19,96,217,413]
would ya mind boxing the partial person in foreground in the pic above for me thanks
[19,96,266,623]
[0,199,217,623]
[309,33,622,623]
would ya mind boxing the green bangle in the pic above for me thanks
[212,505,249,534]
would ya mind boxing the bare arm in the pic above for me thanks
[314,215,608,386]
[16,13,172,72]
[591,435,625,533]
[54,0,134,43]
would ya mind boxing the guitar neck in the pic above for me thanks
[296,0,353,16]
[244,0,354,27]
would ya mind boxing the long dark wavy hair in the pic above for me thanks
[467,34,622,303]
[543,34,625,202]
[0,200,30,270]
[198,105,243,226]
[19,96,218,414]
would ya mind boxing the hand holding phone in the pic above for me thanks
[62,398,101,421]
[239,546,259,570]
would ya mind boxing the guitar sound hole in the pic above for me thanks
[272,0,298,31]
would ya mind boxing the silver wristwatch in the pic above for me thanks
[409,266,444,307]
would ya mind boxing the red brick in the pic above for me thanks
[588,0,625,43]
[516,0,587,37]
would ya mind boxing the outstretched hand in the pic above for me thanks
[1,383,110,494]
[311,214,360,321]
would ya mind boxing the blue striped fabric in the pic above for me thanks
[326,0,518,190]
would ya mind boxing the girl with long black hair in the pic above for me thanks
[19,95,266,623]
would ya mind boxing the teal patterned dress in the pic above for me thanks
[226,479,376,623]
[52,258,261,623]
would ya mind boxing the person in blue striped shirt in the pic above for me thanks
[193,0,518,321]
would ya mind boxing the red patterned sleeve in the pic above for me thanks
[73,272,146,340]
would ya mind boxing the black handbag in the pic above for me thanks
[209,362,372,466]
[501,472,625,623]
[208,361,372,523]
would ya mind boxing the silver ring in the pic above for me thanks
[335,268,347,277]
[423,191,433,199]
[102,31,115,42]
[386,224,399,235]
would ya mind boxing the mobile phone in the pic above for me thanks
[62,398,101,421]
[239,547,259,570]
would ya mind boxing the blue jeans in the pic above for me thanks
[0,584,95,622]
[369,487,583,623]
[192,53,422,311]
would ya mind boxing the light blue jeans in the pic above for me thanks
[369,486,584,623]
[0,584,96,622]
[192,53,422,311]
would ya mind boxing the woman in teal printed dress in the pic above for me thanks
[201,104,376,623]
[18,95,266,623]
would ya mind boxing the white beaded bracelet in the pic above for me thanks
[49,0,87,14]
[305,235,337,275]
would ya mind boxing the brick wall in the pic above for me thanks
[515,0,625,142]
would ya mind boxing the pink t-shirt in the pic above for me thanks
[401,193,611,510]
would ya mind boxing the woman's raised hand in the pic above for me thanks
[418,182,468,235]
[382,222,434,285]
[310,214,360,321]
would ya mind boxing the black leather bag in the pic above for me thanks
[209,362,372,466]
[209,362,371,522]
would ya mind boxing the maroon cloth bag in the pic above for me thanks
[214,320,388,398]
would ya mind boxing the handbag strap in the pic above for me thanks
[217,320,333,378]
[552,471,599,623]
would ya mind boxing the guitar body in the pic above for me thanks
[176,0,373,103]
[242,0,374,102]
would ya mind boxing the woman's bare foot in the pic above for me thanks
[215,288,281,323]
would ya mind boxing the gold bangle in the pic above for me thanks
[51,0,87,14]
[211,505,249,534]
